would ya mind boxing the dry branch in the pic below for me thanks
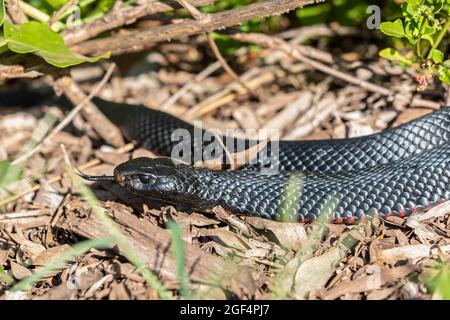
[0,64,41,81]
[61,0,215,46]
[53,73,125,148]
[49,0,79,26]
[5,0,28,24]
[71,0,321,56]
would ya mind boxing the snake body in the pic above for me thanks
[92,97,450,223]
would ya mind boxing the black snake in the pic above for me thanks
[81,97,450,223]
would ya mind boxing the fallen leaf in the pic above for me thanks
[31,244,72,266]
[200,228,249,251]
[415,200,450,222]
[376,244,450,264]
[293,247,343,299]
[366,286,397,300]
[10,262,32,280]
[244,216,307,251]
[405,216,441,242]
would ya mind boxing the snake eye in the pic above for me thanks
[137,175,154,184]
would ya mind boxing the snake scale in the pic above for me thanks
[82,97,450,223]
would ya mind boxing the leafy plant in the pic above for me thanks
[421,259,450,299]
[379,0,450,90]
[0,0,109,68]
[3,20,108,67]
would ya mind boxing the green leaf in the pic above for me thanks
[443,60,450,69]
[425,264,450,299]
[45,0,68,9]
[402,0,420,16]
[0,0,4,26]
[95,0,115,13]
[3,20,109,68]
[379,47,412,66]
[431,49,444,64]
[438,66,450,84]
[380,19,406,38]
[0,161,22,189]
[422,23,437,37]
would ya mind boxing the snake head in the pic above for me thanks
[113,157,195,203]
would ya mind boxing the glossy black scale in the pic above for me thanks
[95,97,450,222]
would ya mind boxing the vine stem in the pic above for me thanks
[18,1,65,31]
[427,18,450,60]
[416,16,427,61]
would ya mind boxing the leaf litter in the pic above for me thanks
[1,28,450,300]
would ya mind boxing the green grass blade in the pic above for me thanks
[167,220,191,298]
[0,265,14,286]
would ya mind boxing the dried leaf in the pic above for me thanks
[200,228,249,251]
[376,244,450,264]
[405,216,441,242]
[10,262,32,280]
[293,247,343,299]
[323,265,416,300]
[244,216,307,251]
[415,201,450,222]
[31,244,72,266]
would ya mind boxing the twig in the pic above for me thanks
[61,0,215,46]
[5,0,28,24]
[177,0,211,22]
[159,61,221,110]
[18,0,65,31]
[54,73,124,147]
[232,32,441,109]
[49,0,79,26]
[12,64,116,165]
[186,67,276,119]
[71,0,321,56]
[207,33,257,98]
[176,0,257,98]
[0,64,41,81]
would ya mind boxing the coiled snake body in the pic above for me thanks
[84,97,450,223]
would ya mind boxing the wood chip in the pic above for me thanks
[392,107,433,127]
[405,216,441,242]
[375,244,450,264]
[415,200,450,222]
[10,262,32,280]
[200,228,249,251]
[31,244,72,266]
[260,91,312,132]
[322,265,416,300]
[63,206,266,297]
